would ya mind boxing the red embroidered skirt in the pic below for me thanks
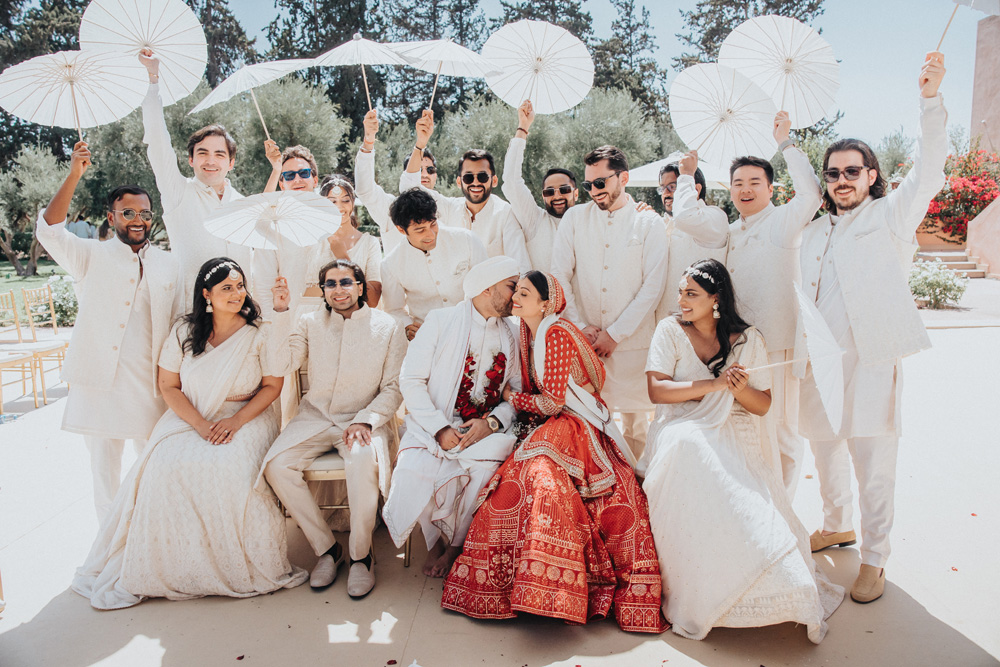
[441,413,668,633]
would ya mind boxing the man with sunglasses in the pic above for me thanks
[800,53,948,604]
[500,100,579,272]
[139,49,249,297]
[36,141,182,522]
[551,145,668,459]
[263,259,406,597]
[400,110,530,272]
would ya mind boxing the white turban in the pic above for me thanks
[463,256,520,300]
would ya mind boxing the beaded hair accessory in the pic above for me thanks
[203,262,241,282]
[683,268,716,285]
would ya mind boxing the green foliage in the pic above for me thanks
[0,146,74,237]
[494,0,594,44]
[909,259,969,309]
[47,274,78,326]
[185,0,258,86]
[876,126,915,179]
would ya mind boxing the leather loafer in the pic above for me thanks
[851,564,885,603]
[310,542,345,589]
[347,556,375,599]
[810,529,857,553]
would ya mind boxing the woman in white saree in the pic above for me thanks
[73,258,307,610]
[638,259,843,643]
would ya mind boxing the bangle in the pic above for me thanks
[517,127,529,136]
[414,144,426,152]
[778,138,795,152]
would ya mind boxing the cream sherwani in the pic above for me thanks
[801,95,948,568]
[400,170,531,272]
[551,194,668,457]
[262,305,405,560]
[380,226,487,328]
[382,301,521,550]
[501,137,560,271]
[141,82,249,296]
[355,148,405,254]
[726,145,824,496]
[35,212,182,519]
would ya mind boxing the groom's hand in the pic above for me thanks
[458,419,491,449]
[435,426,461,451]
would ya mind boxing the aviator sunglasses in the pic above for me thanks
[582,172,621,191]
[542,185,574,197]
[110,208,154,222]
[461,172,491,185]
[822,166,871,183]
[322,278,358,290]
[280,168,314,182]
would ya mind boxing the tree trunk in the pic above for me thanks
[25,235,44,276]
[0,232,26,276]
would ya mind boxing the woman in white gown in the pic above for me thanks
[73,257,308,610]
[638,259,843,643]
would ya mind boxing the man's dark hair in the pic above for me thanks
[458,149,495,175]
[729,156,774,184]
[389,188,438,231]
[318,259,368,310]
[584,145,629,173]
[542,167,577,187]
[187,124,237,159]
[659,163,708,202]
[822,138,887,211]
[106,185,151,211]
[402,147,436,170]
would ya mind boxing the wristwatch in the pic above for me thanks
[485,415,502,433]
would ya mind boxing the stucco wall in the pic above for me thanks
[970,16,1000,153]
[967,197,1000,278]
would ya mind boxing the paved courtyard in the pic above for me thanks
[1,283,999,666]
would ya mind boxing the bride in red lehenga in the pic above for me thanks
[442,271,667,633]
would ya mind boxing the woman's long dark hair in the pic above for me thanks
[524,270,549,300]
[182,257,260,356]
[680,258,751,377]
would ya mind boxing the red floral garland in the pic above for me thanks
[454,351,507,421]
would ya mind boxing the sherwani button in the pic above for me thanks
[605,243,610,248]
[125,301,130,306]
[112,346,118,351]
[130,278,135,283]
[811,282,816,286]
[602,288,607,292]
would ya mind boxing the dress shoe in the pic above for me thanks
[310,542,345,589]
[851,564,885,603]
[809,529,857,553]
[347,553,375,598]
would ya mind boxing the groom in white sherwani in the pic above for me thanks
[383,256,522,578]
[262,259,406,598]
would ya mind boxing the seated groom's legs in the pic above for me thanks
[383,445,442,551]
[619,412,651,460]
[264,429,339,556]
[334,431,382,560]
[450,459,502,547]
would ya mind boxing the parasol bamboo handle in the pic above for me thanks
[937,4,959,51]
[428,61,443,109]
[747,351,843,373]
[69,80,83,142]
[361,64,373,111]
[249,87,272,141]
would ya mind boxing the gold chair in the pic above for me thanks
[0,290,24,343]
[21,285,59,341]
[0,350,38,412]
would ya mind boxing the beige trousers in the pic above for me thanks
[83,436,146,523]
[618,411,651,460]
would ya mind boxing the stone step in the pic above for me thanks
[916,251,971,260]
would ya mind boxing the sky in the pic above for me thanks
[231,0,985,145]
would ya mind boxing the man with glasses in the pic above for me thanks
[36,141,182,521]
[722,111,824,499]
[139,49,248,296]
[800,53,948,604]
[263,259,406,597]
[400,111,530,272]
[551,145,668,459]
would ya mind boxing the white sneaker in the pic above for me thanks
[310,543,345,589]
[347,556,375,598]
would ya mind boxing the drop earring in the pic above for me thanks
[712,303,720,319]
[205,298,213,313]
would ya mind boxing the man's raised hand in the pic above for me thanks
[138,48,159,80]
[415,109,434,148]
[71,141,92,177]
[679,150,698,177]
[363,109,379,147]
[517,100,535,134]
[773,111,791,144]
[271,277,290,312]
[264,139,282,171]
[920,52,946,98]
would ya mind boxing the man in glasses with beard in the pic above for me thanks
[800,53,948,604]
[551,145,668,459]
[35,141,182,522]
[400,111,530,272]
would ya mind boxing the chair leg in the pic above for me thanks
[37,357,48,405]
[29,361,38,409]
[404,534,411,568]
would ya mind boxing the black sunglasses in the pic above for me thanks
[281,168,314,182]
[822,166,870,183]
[322,278,358,289]
[582,172,621,191]
[542,185,574,197]
[461,172,491,185]
[657,182,678,195]
[111,208,154,222]
[424,165,437,174]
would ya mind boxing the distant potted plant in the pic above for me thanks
[918,144,1000,247]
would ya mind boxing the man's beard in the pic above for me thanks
[116,227,149,246]
[545,199,570,217]
[831,184,868,213]
[594,183,623,211]
[491,291,514,317]
[462,183,492,205]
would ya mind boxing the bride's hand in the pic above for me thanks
[502,384,513,402]
[209,416,243,445]
[724,364,749,395]
[195,419,215,441]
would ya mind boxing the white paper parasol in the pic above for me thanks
[314,33,413,110]
[718,15,839,129]
[203,191,341,252]
[390,39,500,107]
[939,0,1000,48]
[188,58,315,139]
[0,49,148,140]
[669,63,777,168]
[626,152,731,191]
[79,0,207,106]
[481,20,594,114]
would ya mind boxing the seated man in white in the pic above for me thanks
[380,188,487,340]
[383,257,522,578]
[262,259,405,597]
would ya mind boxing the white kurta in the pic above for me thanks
[551,195,668,411]
[141,82,250,295]
[355,148,405,254]
[383,301,520,549]
[380,225,487,328]
[400,169,531,272]
[501,137,560,272]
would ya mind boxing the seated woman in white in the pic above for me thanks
[73,258,308,610]
[639,259,843,643]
